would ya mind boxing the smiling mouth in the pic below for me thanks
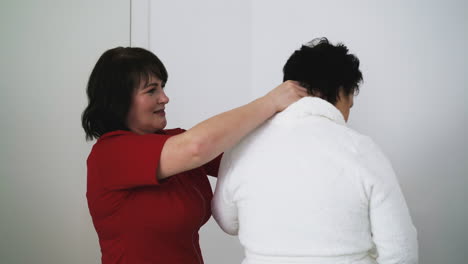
[153,109,165,114]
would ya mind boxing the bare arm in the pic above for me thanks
[157,81,307,179]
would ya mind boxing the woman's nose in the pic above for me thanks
[159,90,169,104]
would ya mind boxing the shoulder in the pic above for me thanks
[348,132,397,183]
[323,126,392,176]
[331,125,381,155]
[351,132,386,159]
[227,121,272,157]
[96,128,185,144]
[341,128,392,170]
[164,128,186,135]
[89,129,185,159]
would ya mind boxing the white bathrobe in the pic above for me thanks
[212,97,418,264]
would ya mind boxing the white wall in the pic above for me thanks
[1,0,466,263]
[0,0,129,263]
[139,1,468,263]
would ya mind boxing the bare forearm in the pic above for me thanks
[187,96,276,166]
[158,81,307,179]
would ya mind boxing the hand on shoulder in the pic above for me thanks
[263,80,308,112]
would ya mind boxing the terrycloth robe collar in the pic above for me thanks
[272,97,346,126]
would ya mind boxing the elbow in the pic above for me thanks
[213,209,239,236]
[212,204,239,236]
[187,140,203,161]
[375,234,419,264]
[220,223,239,236]
[186,135,213,165]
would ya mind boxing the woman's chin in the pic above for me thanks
[155,120,167,131]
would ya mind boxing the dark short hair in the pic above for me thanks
[81,47,168,140]
[283,38,363,105]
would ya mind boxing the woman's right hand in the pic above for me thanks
[263,81,309,113]
[158,80,308,180]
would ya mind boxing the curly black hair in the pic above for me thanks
[283,37,363,105]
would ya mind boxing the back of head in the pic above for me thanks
[82,47,168,140]
[283,38,363,105]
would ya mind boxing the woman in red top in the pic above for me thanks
[81,47,306,264]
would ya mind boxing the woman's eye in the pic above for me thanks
[148,88,156,94]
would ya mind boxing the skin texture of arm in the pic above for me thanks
[157,81,307,179]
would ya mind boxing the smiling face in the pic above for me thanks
[126,75,169,134]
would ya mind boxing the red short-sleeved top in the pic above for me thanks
[86,129,222,264]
